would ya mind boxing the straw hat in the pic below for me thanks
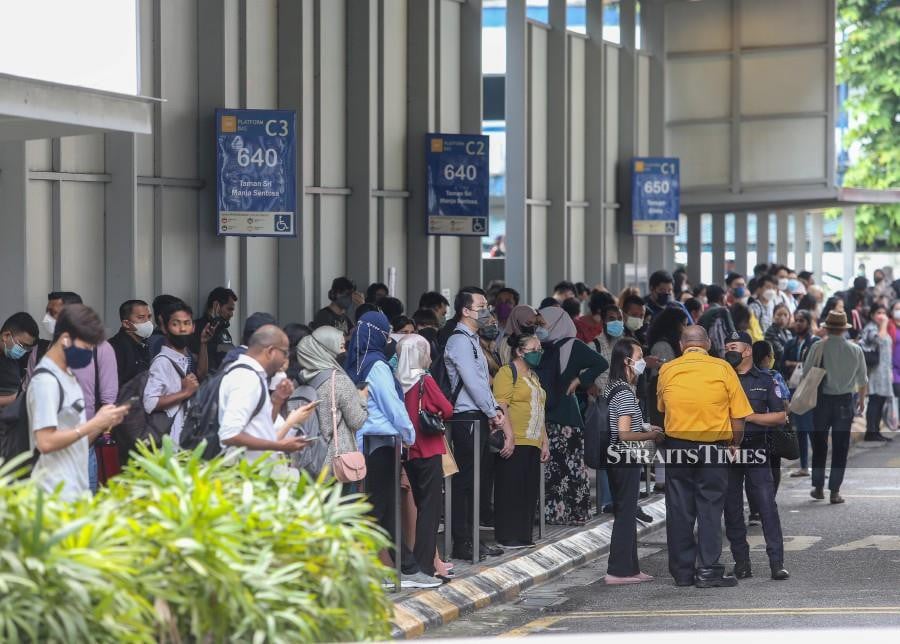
[822,310,851,331]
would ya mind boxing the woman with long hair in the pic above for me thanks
[860,303,894,442]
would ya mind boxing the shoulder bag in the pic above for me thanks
[323,370,367,483]
[417,376,446,436]
[788,341,826,415]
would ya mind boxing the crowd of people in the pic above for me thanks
[0,262,896,589]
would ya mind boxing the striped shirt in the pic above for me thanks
[604,380,643,448]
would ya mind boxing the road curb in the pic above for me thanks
[390,497,668,639]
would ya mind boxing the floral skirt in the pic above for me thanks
[544,423,591,525]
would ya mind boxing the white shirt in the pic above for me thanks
[217,354,274,462]
[769,290,796,316]
[142,346,192,445]
[27,356,89,501]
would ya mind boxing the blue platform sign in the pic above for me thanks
[216,108,297,237]
[426,133,490,236]
[631,157,680,236]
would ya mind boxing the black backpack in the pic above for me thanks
[0,368,63,474]
[179,364,267,459]
[534,338,574,411]
[583,382,630,469]
[430,330,473,405]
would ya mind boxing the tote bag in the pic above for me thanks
[789,344,826,415]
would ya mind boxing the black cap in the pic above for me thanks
[727,330,753,346]
[242,312,277,344]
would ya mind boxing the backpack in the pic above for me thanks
[0,368,62,474]
[534,338,574,411]
[113,355,185,459]
[288,370,332,476]
[179,363,267,459]
[583,382,630,469]
[430,330,472,405]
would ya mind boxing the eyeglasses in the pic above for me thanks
[272,347,290,357]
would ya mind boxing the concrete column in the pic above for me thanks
[711,213,726,284]
[756,211,770,266]
[794,211,808,271]
[459,0,484,289]
[686,213,702,286]
[584,0,606,283]
[733,211,748,277]
[104,133,139,326]
[776,210,790,266]
[616,0,637,263]
[810,211,824,282]
[0,141,28,319]
[546,0,569,283]
[505,0,528,295]
[842,206,856,287]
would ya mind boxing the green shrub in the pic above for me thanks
[0,440,393,642]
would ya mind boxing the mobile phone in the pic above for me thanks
[126,396,141,408]
[302,435,321,442]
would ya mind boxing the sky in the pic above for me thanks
[0,0,138,94]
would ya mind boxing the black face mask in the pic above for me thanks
[724,351,743,369]
[336,351,347,366]
[383,341,396,361]
[169,334,192,350]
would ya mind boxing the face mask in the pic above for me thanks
[132,320,154,339]
[478,323,500,341]
[168,334,192,350]
[765,359,775,370]
[63,343,94,370]
[724,351,743,369]
[495,302,513,323]
[732,287,746,298]
[535,326,550,342]
[42,313,56,336]
[523,351,543,368]
[606,320,624,337]
[629,358,647,376]
[625,316,644,332]
[893,310,900,322]
[269,371,288,391]
[473,308,493,329]
[656,292,671,305]
[875,276,884,284]
[3,336,27,361]
[778,278,789,291]
[762,289,776,302]
[787,279,800,292]
[336,351,347,365]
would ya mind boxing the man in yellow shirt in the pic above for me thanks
[657,325,753,588]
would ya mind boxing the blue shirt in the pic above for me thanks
[445,323,499,417]
[356,361,416,453]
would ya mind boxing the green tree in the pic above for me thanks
[837,0,900,246]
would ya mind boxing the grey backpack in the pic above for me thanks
[288,370,333,476]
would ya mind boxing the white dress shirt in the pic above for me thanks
[217,354,274,462]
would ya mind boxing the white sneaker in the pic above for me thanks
[401,572,442,589]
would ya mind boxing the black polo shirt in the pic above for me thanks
[108,328,151,386]
[0,353,24,397]
[737,365,783,438]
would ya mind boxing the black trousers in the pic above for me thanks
[607,462,642,577]
[811,393,853,491]
[866,394,889,438]
[365,445,419,575]
[724,450,785,564]
[481,449,497,524]
[747,451,781,513]
[403,455,443,576]
[664,438,729,582]
[450,411,489,547]
[494,445,540,545]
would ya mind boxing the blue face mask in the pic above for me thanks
[606,320,624,337]
[63,344,94,370]
[535,327,550,342]
[733,286,746,298]
[787,279,800,292]
[3,336,27,361]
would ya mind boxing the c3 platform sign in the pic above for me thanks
[631,157,680,236]
[216,108,297,237]
[426,133,490,236]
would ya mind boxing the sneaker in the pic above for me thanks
[401,572,443,589]
[636,508,653,524]
[498,540,534,550]
[789,469,809,478]
[747,513,761,526]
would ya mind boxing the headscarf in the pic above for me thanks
[296,326,343,384]
[504,305,539,336]
[539,306,577,370]
[344,311,403,396]
[395,334,431,394]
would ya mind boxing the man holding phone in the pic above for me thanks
[192,287,238,374]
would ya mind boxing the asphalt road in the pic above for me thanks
[426,436,900,638]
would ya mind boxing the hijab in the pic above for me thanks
[539,306,577,371]
[345,311,403,397]
[296,326,343,384]
[504,305,539,336]
[395,334,432,394]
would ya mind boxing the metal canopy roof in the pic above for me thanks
[680,186,900,215]
[0,73,158,141]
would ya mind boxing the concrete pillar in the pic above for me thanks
[794,211,808,271]
[687,213,702,286]
[459,0,484,289]
[546,0,569,283]
[810,211,825,282]
[104,133,139,327]
[0,141,28,318]
[505,0,527,295]
[711,213,726,284]
[616,0,637,263]
[776,210,790,266]
[842,206,856,287]
[733,211,748,277]
[584,0,606,284]
[756,211,770,266]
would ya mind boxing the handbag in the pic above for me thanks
[789,343,826,415]
[767,425,800,460]
[440,434,459,477]
[92,348,122,485]
[417,377,446,436]
[324,370,367,483]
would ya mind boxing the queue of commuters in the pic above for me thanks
[0,262,895,590]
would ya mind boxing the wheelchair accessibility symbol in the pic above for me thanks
[274,214,292,233]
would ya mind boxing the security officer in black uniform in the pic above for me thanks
[722,332,790,581]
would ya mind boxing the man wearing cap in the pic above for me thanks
[802,311,868,504]
[722,331,789,581]
[657,326,753,588]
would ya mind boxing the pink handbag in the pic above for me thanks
[326,371,367,483]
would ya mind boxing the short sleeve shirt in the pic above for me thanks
[492,364,546,447]
[604,380,644,447]
[27,356,89,501]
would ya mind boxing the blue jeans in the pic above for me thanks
[88,446,98,494]
[792,410,814,470]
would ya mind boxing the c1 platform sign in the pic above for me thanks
[216,108,297,237]
[631,157,679,236]
[426,133,489,236]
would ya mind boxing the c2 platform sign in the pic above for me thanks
[216,108,297,237]
[426,133,489,236]
[631,157,680,236]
